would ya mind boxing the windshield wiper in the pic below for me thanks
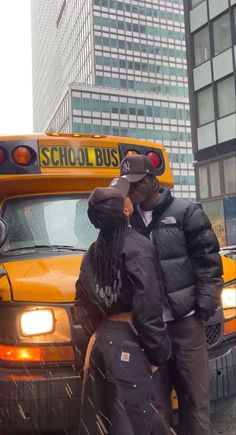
[50,245,86,251]
[2,244,86,253]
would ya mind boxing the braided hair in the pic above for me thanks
[93,217,128,308]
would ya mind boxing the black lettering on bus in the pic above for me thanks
[40,147,50,167]
[68,148,77,166]
[85,148,93,166]
[77,148,85,166]
[102,149,111,167]
[58,147,68,166]
[110,149,119,167]
[95,149,103,166]
[51,147,59,166]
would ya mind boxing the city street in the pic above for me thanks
[212,397,236,435]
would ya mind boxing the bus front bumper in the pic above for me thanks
[0,365,82,433]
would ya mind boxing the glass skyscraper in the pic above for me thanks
[31,0,195,199]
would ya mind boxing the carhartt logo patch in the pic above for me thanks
[122,161,130,172]
[161,216,177,224]
[121,352,130,362]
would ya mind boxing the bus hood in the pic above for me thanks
[1,255,83,302]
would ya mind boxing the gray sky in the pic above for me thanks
[0,0,33,135]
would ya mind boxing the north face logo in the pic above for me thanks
[122,161,130,172]
[161,216,177,224]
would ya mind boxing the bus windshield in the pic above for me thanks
[1,195,98,255]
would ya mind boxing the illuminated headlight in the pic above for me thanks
[20,309,54,336]
[221,283,236,309]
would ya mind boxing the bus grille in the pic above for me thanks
[205,324,221,347]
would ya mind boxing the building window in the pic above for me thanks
[199,166,209,199]
[223,196,236,245]
[223,156,236,194]
[213,13,232,56]
[234,8,236,38]
[191,0,204,8]
[217,76,236,118]
[197,86,214,126]
[202,200,226,246]
[209,162,221,197]
[193,27,210,66]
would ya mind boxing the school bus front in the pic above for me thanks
[0,133,172,434]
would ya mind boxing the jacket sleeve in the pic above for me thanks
[184,204,224,320]
[125,249,171,366]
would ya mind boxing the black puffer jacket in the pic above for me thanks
[75,227,171,366]
[130,189,223,320]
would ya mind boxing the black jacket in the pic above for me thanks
[130,189,223,320]
[75,227,171,366]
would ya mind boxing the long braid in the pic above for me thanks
[93,218,128,308]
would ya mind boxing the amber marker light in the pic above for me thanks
[0,345,75,362]
[125,150,139,156]
[224,318,236,336]
[12,146,34,166]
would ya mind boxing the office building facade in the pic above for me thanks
[184,0,236,245]
[31,0,195,199]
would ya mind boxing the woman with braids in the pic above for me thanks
[75,177,172,435]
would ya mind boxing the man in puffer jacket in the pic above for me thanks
[120,154,223,435]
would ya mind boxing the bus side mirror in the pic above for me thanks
[0,218,8,247]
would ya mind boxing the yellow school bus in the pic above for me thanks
[0,133,235,433]
[0,133,173,434]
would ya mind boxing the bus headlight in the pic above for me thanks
[20,309,54,336]
[221,284,236,309]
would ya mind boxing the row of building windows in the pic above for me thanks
[193,8,236,66]
[72,96,190,121]
[95,55,187,77]
[170,153,193,165]
[93,16,186,40]
[95,75,189,97]
[94,36,186,59]
[174,175,195,185]
[93,0,185,22]
[72,121,192,142]
[197,75,236,126]
[198,155,236,200]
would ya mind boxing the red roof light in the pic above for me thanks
[0,148,6,165]
[146,151,161,169]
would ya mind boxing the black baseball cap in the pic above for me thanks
[120,154,156,182]
[87,177,130,229]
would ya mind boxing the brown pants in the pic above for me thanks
[154,314,211,435]
[79,320,173,435]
